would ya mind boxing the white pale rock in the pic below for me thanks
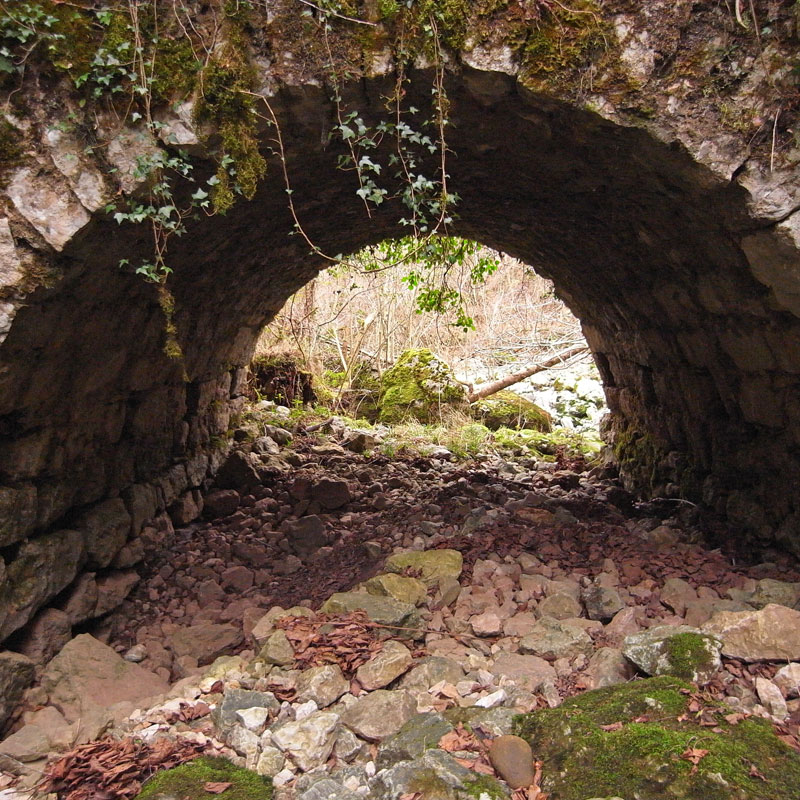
[271,711,340,772]
[755,677,788,720]
[774,663,800,698]
[7,167,90,250]
[235,706,271,732]
[475,689,506,708]
[294,700,319,721]
[226,726,260,762]
[255,746,285,777]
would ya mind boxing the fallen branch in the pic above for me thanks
[467,345,590,402]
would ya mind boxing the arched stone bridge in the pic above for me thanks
[0,0,798,643]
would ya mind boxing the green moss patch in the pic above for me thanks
[471,389,551,432]
[136,756,272,800]
[378,349,466,424]
[512,677,800,800]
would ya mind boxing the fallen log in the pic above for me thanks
[466,345,590,403]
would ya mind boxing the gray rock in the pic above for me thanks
[215,450,262,489]
[376,712,454,769]
[356,641,413,690]
[296,664,349,707]
[0,651,35,729]
[535,593,583,620]
[75,499,131,570]
[583,647,636,689]
[260,630,295,666]
[321,593,421,639]
[749,578,800,609]
[1,529,84,639]
[582,585,624,621]
[489,653,557,692]
[518,617,594,660]
[444,706,518,736]
[371,749,507,800]
[264,425,293,445]
[623,625,722,684]
[255,745,285,777]
[384,550,463,586]
[341,689,417,741]
[333,726,367,763]
[299,778,360,800]
[212,688,279,732]
[399,656,465,693]
[169,623,243,665]
[271,710,340,772]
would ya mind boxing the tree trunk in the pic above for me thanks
[467,345,589,402]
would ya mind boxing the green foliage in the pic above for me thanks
[136,756,272,800]
[361,236,499,331]
[0,1,64,76]
[513,677,800,800]
[111,146,213,283]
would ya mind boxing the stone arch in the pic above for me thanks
[1,5,799,643]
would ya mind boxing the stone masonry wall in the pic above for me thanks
[0,0,799,644]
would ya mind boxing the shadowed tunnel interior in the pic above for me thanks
[1,69,799,643]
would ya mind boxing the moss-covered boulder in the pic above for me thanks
[378,349,466,424]
[471,390,552,432]
[513,677,800,800]
[136,756,272,799]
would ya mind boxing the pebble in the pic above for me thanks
[488,734,535,789]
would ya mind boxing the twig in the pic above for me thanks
[297,0,378,27]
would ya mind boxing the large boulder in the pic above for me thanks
[702,603,800,661]
[471,389,552,432]
[41,634,169,726]
[378,349,466,424]
[513,676,800,800]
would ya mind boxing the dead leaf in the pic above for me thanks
[599,721,624,731]
[204,781,232,794]
[748,764,768,782]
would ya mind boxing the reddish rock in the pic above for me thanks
[221,565,255,593]
[204,490,241,518]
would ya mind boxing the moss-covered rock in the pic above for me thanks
[378,349,467,424]
[513,677,800,800]
[135,756,272,800]
[471,390,552,432]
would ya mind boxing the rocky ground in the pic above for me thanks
[2,419,800,799]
